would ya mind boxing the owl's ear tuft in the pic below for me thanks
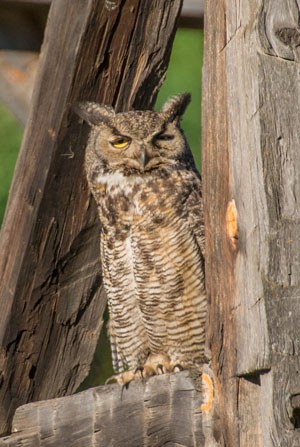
[73,102,115,126]
[162,93,191,122]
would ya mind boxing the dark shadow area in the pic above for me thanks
[0,2,49,51]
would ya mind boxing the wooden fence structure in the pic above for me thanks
[1,0,300,445]
[0,0,204,124]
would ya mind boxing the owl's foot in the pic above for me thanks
[138,352,172,376]
[135,354,189,378]
[172,363,184,372]
[105,353,173,386]
[106,353,189,386]
[105,368,152,386]
[105,371,136,386]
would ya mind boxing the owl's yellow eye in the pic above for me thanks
[110,137,131,149]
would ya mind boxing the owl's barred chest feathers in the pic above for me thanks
[75,93,207,381]
[91,166,199,240]
[92,165,205,373]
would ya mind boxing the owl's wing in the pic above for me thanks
[108,318,124,374]
[185,173,205,257]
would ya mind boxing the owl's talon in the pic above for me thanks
[172,364,184,373]
[143,352,172,376]
[107,356,187,387]
[157,364,165,374]
[122,382,130,393]
[134,366,145,380]
[142,365,156,379]
[106,370,136,385]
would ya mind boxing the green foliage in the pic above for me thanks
[156,28,203,170]
[79,309,114,389]
[0,103,22,225]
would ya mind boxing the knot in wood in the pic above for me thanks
[291,394,300,409]
[290,394,300,429]
[276,28,300,48]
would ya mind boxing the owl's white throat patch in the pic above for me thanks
[96,171,146,192]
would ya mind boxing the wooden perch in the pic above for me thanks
[0,372,205,447]
[202,0,300,444]
[0,0,183,435]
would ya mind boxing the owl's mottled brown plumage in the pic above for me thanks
[75,94,206,382]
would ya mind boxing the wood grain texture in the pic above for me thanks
[0,372,203,447]
[202,0,238,445]
[203,0,300,444]
[0,0,183,435]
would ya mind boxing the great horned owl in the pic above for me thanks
[76,94,206,383]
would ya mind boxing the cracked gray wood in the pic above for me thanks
[0,372,203,447]
[0,0,183,435]
[202,0,300,445]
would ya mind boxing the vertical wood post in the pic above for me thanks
[203,0,300,445]
[0,0,182,434]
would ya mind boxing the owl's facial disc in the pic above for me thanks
[89,113,187,173]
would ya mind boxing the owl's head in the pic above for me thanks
[75,93,193,175]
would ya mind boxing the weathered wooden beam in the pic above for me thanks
[202,2,237,444]
[203,0,300,444]
[0,372,203,447]
[0,0,183,435]
[1,0,49,4]
[3,0,203,13]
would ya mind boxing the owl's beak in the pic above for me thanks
[140,147,150,169]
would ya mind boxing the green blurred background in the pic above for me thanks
[0,28,204,386]
[0,102,23,223]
